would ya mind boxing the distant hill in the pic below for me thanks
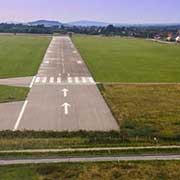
[28,20,62,27]
[66,20,110,27]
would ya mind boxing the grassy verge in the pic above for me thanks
[0,148,180,160]
[101,84,180,143]
[0,85,29,103]
[0,161,180,179]
[0,131,179,151]
[72,35,180,82]
[0,35,51,78]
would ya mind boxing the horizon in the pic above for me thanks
[0,0,180,24]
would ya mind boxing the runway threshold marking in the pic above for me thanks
[62,103,71,115]
[13,100,28,131]
[50,77,54,83]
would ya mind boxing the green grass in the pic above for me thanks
[0,161,180,179]
[73,35,180,82]
[101,84,180,141]
[0,85,29,103]
[0,148,180,160]
[0,35,51,78]
[0,131,179,151]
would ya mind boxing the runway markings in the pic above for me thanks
[57,77,61,84]
[13,100,28,131]
[68,77,73,83]
[62,103,71,115]
[82,77,87,83]
[42,77,47,83]
[44,61,49,64]
[77,61,83,64]
[75,77,80,83]
[35,77,40,83]
[50,77,54,83]
[29,76,36,88]
[62,88,69,97]
[34,76,95,85]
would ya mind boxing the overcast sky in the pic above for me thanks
[0,0,180,23]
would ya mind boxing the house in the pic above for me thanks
[176,36,180,43]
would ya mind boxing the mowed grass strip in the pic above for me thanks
[0,161,180,179]
[73,36,180,82]
[0,35,51,78]
[101,84,180,141]
[0,85,29,103]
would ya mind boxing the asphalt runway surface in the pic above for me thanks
[11,36,119,131]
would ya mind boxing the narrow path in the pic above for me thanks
[1,154,180,165]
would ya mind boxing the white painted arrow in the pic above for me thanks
[62,88,69,97]
[62,103,71,115]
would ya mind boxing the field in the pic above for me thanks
[101,84,180,141]
[73,36,180,82]
[0,35,51,78]
[0,161,180,179]
[0,85,29,103]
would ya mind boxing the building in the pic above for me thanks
[176,36,180,43]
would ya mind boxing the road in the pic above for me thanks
[0,154,180,165]
[12,36,119,131]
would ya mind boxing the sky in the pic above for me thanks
[0,0,180,24]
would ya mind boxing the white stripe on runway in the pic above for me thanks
[50,77,54,83]
[68,77,73,83]
[74,77,80,83]
[82,77,87,83]
[42,77,47,83]
[57,77,61,84]
[35,77,40,83]
[13,100,28,131]
[88,77,95,83]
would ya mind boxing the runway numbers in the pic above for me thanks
[34,77,95,85]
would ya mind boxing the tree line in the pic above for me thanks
[0,23,179,39]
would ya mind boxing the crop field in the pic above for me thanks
[0,161,180,179]
[0,85,29,103]
[0,35,51,78]
[101,84,180,141]
[73,36,180,82]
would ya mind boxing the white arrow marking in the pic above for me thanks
[62,88,69,97]
[62,103,71,115]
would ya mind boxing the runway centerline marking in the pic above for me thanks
[13,100,28,131]
[62,103,71,115]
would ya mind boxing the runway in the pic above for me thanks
[11,36,119,131]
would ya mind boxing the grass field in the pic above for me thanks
[0,35,51,78]
[0,85,29,103]
[0,161,180,179]
[101,84,180,141]
[73,36,180,82]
